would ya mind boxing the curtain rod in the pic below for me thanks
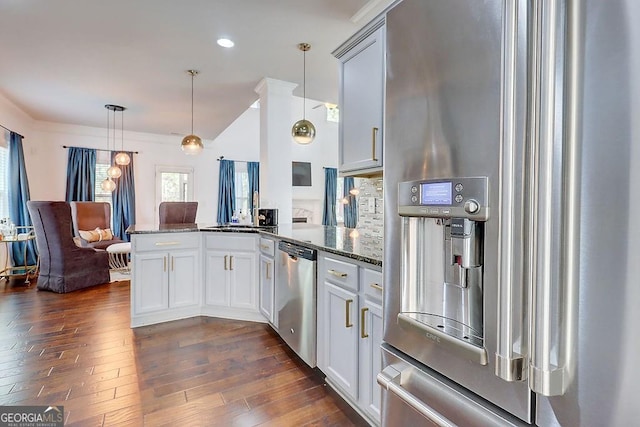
[216,156,252,163]
[0,123,24,138]
[63,145,139,154]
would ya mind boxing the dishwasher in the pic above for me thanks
[275,240,317,367]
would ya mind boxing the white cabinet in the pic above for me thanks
[323,281,359,399]
[258,237,276,324]
[334,19,385,176]
[203,233,262,321]
[318,253,383,425]
[359,296,383,422]
[130,232,201,327]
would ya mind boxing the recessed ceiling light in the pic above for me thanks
[217,38,234,48]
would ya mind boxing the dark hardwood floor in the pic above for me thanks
[0,277,366,426]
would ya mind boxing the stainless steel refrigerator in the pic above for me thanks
[380,0,640,425]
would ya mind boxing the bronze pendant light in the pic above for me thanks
[181,69,204,155]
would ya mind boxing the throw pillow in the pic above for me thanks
[79,227,113,242]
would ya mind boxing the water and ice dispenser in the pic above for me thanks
[397,177,489,364]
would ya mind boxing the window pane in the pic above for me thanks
[234,163,249,215]
[0,141,8,219]
[94,151,112,205]
[161,172,190,202]
[336,178,344,224]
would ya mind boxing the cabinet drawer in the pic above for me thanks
[259,237,275,257]
[323,257,359,291]
[134,232,200,252]
[205,233,257,251]
[362,268,383,301]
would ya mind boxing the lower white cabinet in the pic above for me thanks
[130,232,201,327]
[203,233,261,321]
[359,296,383,422]
[323,281,359,398]
[318,252,383,426]
[258,237,277,324]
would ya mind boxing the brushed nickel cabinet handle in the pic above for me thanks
[224,255,228,271]
[328,269,347,278]
[163,256,167,272]
[372,127,379,161]
[171,256,174,272]
[370,283,383,291]
[345,299,353,328]
[361,307,369,338]
[230,256,234,271]
[266,263,271,280]
[260,244,269,250]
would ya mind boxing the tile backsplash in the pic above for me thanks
[356,177,383,240]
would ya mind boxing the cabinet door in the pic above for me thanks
[324,281,359,399]
[132,252,169,315]
[339,25,385,173]
[229,251,257,310]
[259,254,274,323]
[168,249,200,308]
[359,297,383,422]
[204,250,230,306]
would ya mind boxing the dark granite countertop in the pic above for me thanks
[127,223,382,266]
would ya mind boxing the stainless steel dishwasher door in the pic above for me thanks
[275,241,317,367]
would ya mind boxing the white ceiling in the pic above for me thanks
[0,0,392,141]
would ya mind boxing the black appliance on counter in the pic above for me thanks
[258,208,278,226]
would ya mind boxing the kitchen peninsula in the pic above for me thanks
[128,222,384,425]
[126,223,382,328]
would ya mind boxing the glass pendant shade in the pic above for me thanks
[107,165,122,179]
[115,151,130,165]
[101,177,116,192]
[292,119,316,144]
[181,134,204,155]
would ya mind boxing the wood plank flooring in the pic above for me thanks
[0,277,366,426]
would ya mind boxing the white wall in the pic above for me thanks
[0,92,338,226]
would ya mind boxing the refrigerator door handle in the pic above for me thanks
[495,0,526,383]
[377,365,456,427]
[528,0,580,397]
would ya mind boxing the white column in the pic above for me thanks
[254,78,297,225]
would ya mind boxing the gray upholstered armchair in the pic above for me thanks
[27,201,111,293]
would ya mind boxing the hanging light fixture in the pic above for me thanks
[181,69,204,155]
[292,43,316,145]
[102,104,123,192]
[114,105,130,165]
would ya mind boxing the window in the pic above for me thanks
[326,105,339,123]
[0,131,8,219]
[336,178,344,225]
[94,150,112,205]
[155,166,194,219]
[234,162,249,215]
[160,172,190,202]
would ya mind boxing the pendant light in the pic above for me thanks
[114,105,130,165]
[102,104,122,192]
[292,43,316,145]
[181,69,204,155]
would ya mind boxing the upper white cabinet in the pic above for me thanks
[334,19,386,176]
[130,232,201,327]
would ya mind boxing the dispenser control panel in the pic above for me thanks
[398,177,489,220]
